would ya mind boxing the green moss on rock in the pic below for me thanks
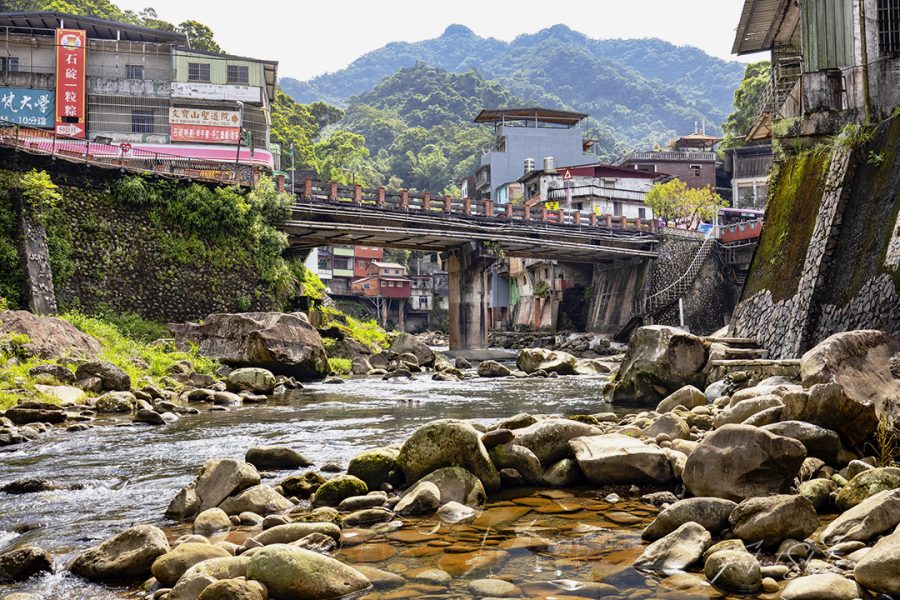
[347,447,403,490]
[311,475,368,507]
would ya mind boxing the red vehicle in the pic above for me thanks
[717,208,764,244]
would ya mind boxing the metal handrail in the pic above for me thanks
[641,235,715,314]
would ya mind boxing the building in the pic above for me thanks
[734,0,900,135]
[519,162,659,220]
[473,108,593,201]
[317,246,354,295]
[350,262,410,299]
[0,11,277,178]
[409,274,434,312]
[725,144,773,209]
[353,246,384,278]
[618,132,720,191]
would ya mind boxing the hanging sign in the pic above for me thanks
[0,87,54,126]
[55,28,86,138]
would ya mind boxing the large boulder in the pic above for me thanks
[704,550,761,593]
[515,348,578,375]
[729,495,819,546]
[642,498,737,540]
[193,459,261,513]
[782,382,879,447]
[174,312,328,380]
[656,385,707,413]
[608,326,708,405]
[218,484,293,515]
[347,446,402,490]
[511,418,601,467]
[167,556,250,600]
[311,475,368,507]
[0,310,101,359]
[835,467,900,510]
[489,444,542,485]
[226,368,276,394]
[713,395,783,428]
[390,333,434,367]
[820,488,900,545]
[632,521,711,572]
[476,360,510,378]
[245,445,312,470]
[855,527,900,596]
[761,421,841,463]
[0,546,53,582]
[69,525,170,581]
[75,361,131,392]
[94,391,136,413]
[782,573,864,600]
[246,544,370,599]
[251,522,342,546]
[569,434,674,485]
[151,543,231,587]
[801,330,900,418]
[395,481,441,515]
[411,467,487,507]
[398,420,500,491]
[682,425,807,501]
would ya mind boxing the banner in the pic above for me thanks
[169,107,241,128]
[171,124,240,144]
[55,28,86,138]
[0,87,54,126]
[171,82,261,103]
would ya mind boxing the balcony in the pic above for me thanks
[547,185,647,203]
[620,150,717,163]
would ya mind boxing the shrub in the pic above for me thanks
[328,357,351,375]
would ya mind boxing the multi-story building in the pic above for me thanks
[352,246,384,278]
[725,144,773,209]
[473,107,593,201]
[408,274,434,313]
[618,132,720,191]
[0,11,277,175]
[350,262,411,300]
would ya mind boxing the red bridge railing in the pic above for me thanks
[297,178,659,233]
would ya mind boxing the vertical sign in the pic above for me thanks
[55,29,86,138]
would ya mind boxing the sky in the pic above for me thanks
[115,0,762,81]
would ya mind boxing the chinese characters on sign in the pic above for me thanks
[169,107,241,144]
[0,87,54,126]
[55,28,86,138]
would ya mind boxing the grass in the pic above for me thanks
[328,357,352,376]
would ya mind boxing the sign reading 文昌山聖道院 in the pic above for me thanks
[169,107,241,128]
[0,87,54,126]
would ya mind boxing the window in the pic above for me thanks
[613,202,622,217]
[333,258,351,270]
[381,281,386,287]
[318,259,328,270]
[188,62,211,82]
[419,297,427,307]
[636,164,656,173]
[227,65,249,85]
[388,281,395,287]
[1,57,19,72]
[126,64,144,79]
[690,164,702,177]
[638,207,646,219]
[878,0,900,53]
[131,109,155,134]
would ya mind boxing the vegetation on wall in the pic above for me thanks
[721,61,771,148]
[644,179,727,224]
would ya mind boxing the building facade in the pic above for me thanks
[617,133,721,191]
[726,144,773,209]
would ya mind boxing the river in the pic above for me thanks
[0,373,732,599]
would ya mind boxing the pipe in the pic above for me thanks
[858,0,872,122]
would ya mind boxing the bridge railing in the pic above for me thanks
[299,179,659,233]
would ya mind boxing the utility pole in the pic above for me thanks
[234,100,245,167]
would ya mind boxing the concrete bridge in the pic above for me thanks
[286,180,661,351]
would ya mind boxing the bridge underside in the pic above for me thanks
[284,202,659,263]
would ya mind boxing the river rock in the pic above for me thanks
[643,498,737,540]
[782,382,878,447]
[390,333,434,367]
[489,444,542,484]
[516,348,578,375]
[800,329,900,418]
[280,472,326,499]
[569,434,674,484]
[682,424,807,501]
[75,361,130,392]
[250,522,342,546]
[69,524,170,581]
[0,546,52,582]
[782,573,863,600]
[196,578,268,600]
[412,467,486,507]
[0,310,101,359]
[347,447,402,490]
[174,312,329,379]
[469,578,520,597]
[703,550,761,593]
[33,383,83,405]
[226,368,276,394]
[713,394,784,428]
[477,360,511,378]
[800,478,836,512]
[854,527,900,595]
[608,326,708,405]
[190,459,261,513]
[218,485,293,515]
[94,391,136,413]
[151,543,231,587]
[134,408,166,424]
[398,420,500,491]
[835,467,900,510]
[338,493,386,511]
[542,458,581,486]
[395,481,440,515]
[193,508,232,535]
[481,428,514,450]
[820,488,900,545]
[311,474,368,507]
[643,413,690,440]
[4,405,65,425]
[246,544,370,599]
[729,495,819,546]
[437,500,477,523]
[657,385,706,413]
[245,445,312,470]
[166,556,250,600]
[511,418,600,467]
[633,521,711,572]
[761,421,842,463]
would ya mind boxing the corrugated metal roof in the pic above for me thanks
[473,107,588,126]
[0,11,187,44]
[732,0,791,55]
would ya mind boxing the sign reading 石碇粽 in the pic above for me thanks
[0,87,54,126]
[55,28,86,138]
[169,107,241,128]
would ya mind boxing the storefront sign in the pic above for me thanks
[55,28,86,138]
[171,82,261,103]
[169,107,241,128]
[0,87,54,126]
[171,124,240,144]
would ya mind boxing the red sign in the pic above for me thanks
[55,29,86,139]
[563,168,573,180]
[120,143,132,154]
[171,124,240,144]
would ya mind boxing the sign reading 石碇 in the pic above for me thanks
[0,87,54,126]
[55,28,86,138]
[169,107,241,128]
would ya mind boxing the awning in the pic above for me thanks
[732,0,791,55]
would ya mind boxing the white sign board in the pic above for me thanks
[170,82,261,104]
[169,107,241,128]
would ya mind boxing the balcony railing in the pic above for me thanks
[621,150,717,163]
[547,185,647,203]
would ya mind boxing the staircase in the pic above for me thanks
[641,236,715,317]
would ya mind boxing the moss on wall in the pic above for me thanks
[742,150,829,301]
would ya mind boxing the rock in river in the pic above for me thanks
[390,332,435,368]
[854,527,900,596]
[226,367,276,394]
[347,446,402,490]
[643,498,737,540]
[312,475,368,507]
[633,521,711,572]
[0,546,52,582]
[398,420,500,491]
[516,348,578,375]
[729,494,819,546]
[245,445,312,469]
[511,418,601,467]
[69,524,170,581]
[246,544,370,599]
[74,360,131,392]
[569,434,675,485]
[151,542,231,587]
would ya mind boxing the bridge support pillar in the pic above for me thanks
[446,241,495,351]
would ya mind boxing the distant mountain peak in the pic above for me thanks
[442,24,475,37]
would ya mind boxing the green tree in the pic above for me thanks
[721,61,771,148]
[645,179,726,224]
[312,130,381,185]
[178,20,223,53]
